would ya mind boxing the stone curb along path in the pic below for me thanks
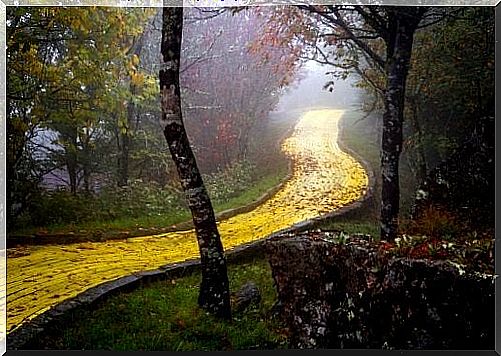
[6,161,293,248]
[7,109,374,349]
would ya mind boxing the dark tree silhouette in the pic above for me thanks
[378,7,426,241]
[298,6,429,240]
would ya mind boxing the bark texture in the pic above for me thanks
[408,94,428,184]
[380,8,422,241]
[160,7,231,319]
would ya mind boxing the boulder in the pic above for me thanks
[231,281,261,314]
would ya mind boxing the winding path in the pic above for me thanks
[6,109,369,333]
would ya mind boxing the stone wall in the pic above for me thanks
[266,233,495,349]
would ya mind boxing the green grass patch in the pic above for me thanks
[214,169,287,213]
[27,257,288,351]
[318,221,379,238]
[339,109,381,174]
[10,204,192,237]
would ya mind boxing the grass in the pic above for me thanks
[339,109,382,173]
[25,256,288,351]
[26,211,191,235]
[214,172,286,213]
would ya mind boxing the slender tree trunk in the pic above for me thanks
[380,10,419,241]
[82,130,92,193]
[83,152,91,193]
[6,105,28,221]
[409,97,427,184]
[83,161,90,193]
[66,128,78,195]
[237,120,254,161]
[118,109,131,187]
[160,7,231,320]
[118,34,145,187]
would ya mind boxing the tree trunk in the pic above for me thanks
[160,7,231,320]
[66,128,78,195]
[83,163,90,193]
[118,34,144,187]
[380,9,420,241]
[82,129,92,193]
[409,96,427,184]
[118,111,131,187]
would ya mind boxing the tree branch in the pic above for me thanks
[301,5,386,71]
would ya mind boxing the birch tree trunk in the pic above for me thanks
[160,7,231,319]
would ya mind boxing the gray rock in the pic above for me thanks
[231,281,261,314]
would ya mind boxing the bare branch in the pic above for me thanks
[320,33,380,41]
[184,8,227,24]
[354,7,388,40]
[352,65,385,97]
[300,5,386,71]
[353,97,379,126]
[180,29,223,74]
[417,8,461,30]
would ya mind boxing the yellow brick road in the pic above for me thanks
[6,109,368,333]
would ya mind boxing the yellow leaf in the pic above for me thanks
[131,72,144,87]
[131,54,140,67]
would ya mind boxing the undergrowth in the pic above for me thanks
[10,120,292,238]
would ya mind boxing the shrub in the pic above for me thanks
[403,205,464,239]
[28,189,97,227]
[18,160,257,230]
[24,180,186,229]
[98,179,186,220]
[203,160,255,204]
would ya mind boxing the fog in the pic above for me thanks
[272,61,364,118]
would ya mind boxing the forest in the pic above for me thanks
[5,4,496,351]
